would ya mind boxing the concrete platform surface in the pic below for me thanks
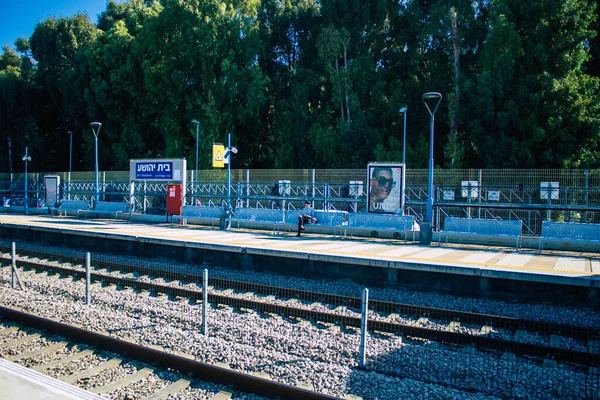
[0,214,597,287]
[0,359,106,400]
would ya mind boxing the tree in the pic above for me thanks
[462,0,600,168]
[0,45,38,173]
[29,14,98,171]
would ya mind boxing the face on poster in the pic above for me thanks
[367,163,404,214]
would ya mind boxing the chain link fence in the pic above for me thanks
[1,169,600,235]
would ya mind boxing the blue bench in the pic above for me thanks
[344,214,417,242]
[539,221,600,252]
[173,206,224,228]
[231,208,285,233]
[440,217,523,250]
[58,200,90,217]
[285,209,346,237]
[91,202,128,220]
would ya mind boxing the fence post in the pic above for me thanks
[85,252,91,305]
[359,287,369,369]
[11,242,23,290]
[246,169,250,208]
[202,268,208,335]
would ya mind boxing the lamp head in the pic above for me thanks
[422,92,442,100]
[22,156,31,162]
[68,131,72,135]
[422,92,442,115]
[90,122,102,138]
[191,119,199,125]
[399,107,407,113]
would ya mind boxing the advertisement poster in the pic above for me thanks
[367,163,405,214]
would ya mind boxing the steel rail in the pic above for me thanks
[3,249,599,342]
[2,259,599,366]
[0,306,340,400]
[22,249,600,342]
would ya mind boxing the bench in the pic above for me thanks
[288,209,346,237]
[539,221,600,252]
[58,200,90,217]
[344,213,417,241]
[439,217,523,250]
[91,202,128,220]
[173,206,224,228]
[231,208,285,233]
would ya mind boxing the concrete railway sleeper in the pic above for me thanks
[1,257,598,367]
[0,310,339,400]
[1,247,598,344]
[2,247,599,341]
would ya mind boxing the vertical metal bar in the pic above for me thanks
[312,169,316,200]
[427,113,434,222]
[227,133,231,217]
[11,242,16,290]
[478,169,482,219]
[585,169,589,222]
[11,242,23,290]
[359,287,369,369]
[86,252,91,305]
[23,147,29,215]
[246,169,250,208]
[202,268,208,335]
[547,182,551,222]
[143,181,147,213]
[95,136,99,207]
[129,181,135,216]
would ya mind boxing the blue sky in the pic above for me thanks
[0,0,108,49]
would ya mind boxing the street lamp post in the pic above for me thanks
[225,133,238,228]
[421,92,442,223]
[192,119,200,173]
[68,131,72,200]
[22,147,31,215]
[399,107,407,166]
[90,122,102,206]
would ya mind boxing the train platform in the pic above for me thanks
[0,213,597,281]
[0,358,105,400]
[0,213,598,306]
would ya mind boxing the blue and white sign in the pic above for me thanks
[135,162,173,179]
[129,159,186,182]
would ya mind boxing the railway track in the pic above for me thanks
[0,308,338,400]
[1,247,598,367]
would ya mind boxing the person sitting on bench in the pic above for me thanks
[296,200,317,237]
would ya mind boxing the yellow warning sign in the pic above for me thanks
[212,144,225,168]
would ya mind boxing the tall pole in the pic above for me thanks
[68,131,72,200]
[22,147,31,214]
[400,107,407,166]
[422,93,442,223]
[428,112,434,221]
[192,120,200,173]
[95,134,98,205]
[90,122,102,207]
[227,133,231,214]
[68,131,72,175]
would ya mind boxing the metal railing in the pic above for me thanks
[1,169,599,235]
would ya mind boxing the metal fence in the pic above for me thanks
[1,169,599,235]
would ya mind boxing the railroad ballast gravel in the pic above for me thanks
[0,240,598,399]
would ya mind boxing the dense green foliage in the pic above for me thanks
[1,0,599,173]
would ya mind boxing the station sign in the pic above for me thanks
[129,159,186,181]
